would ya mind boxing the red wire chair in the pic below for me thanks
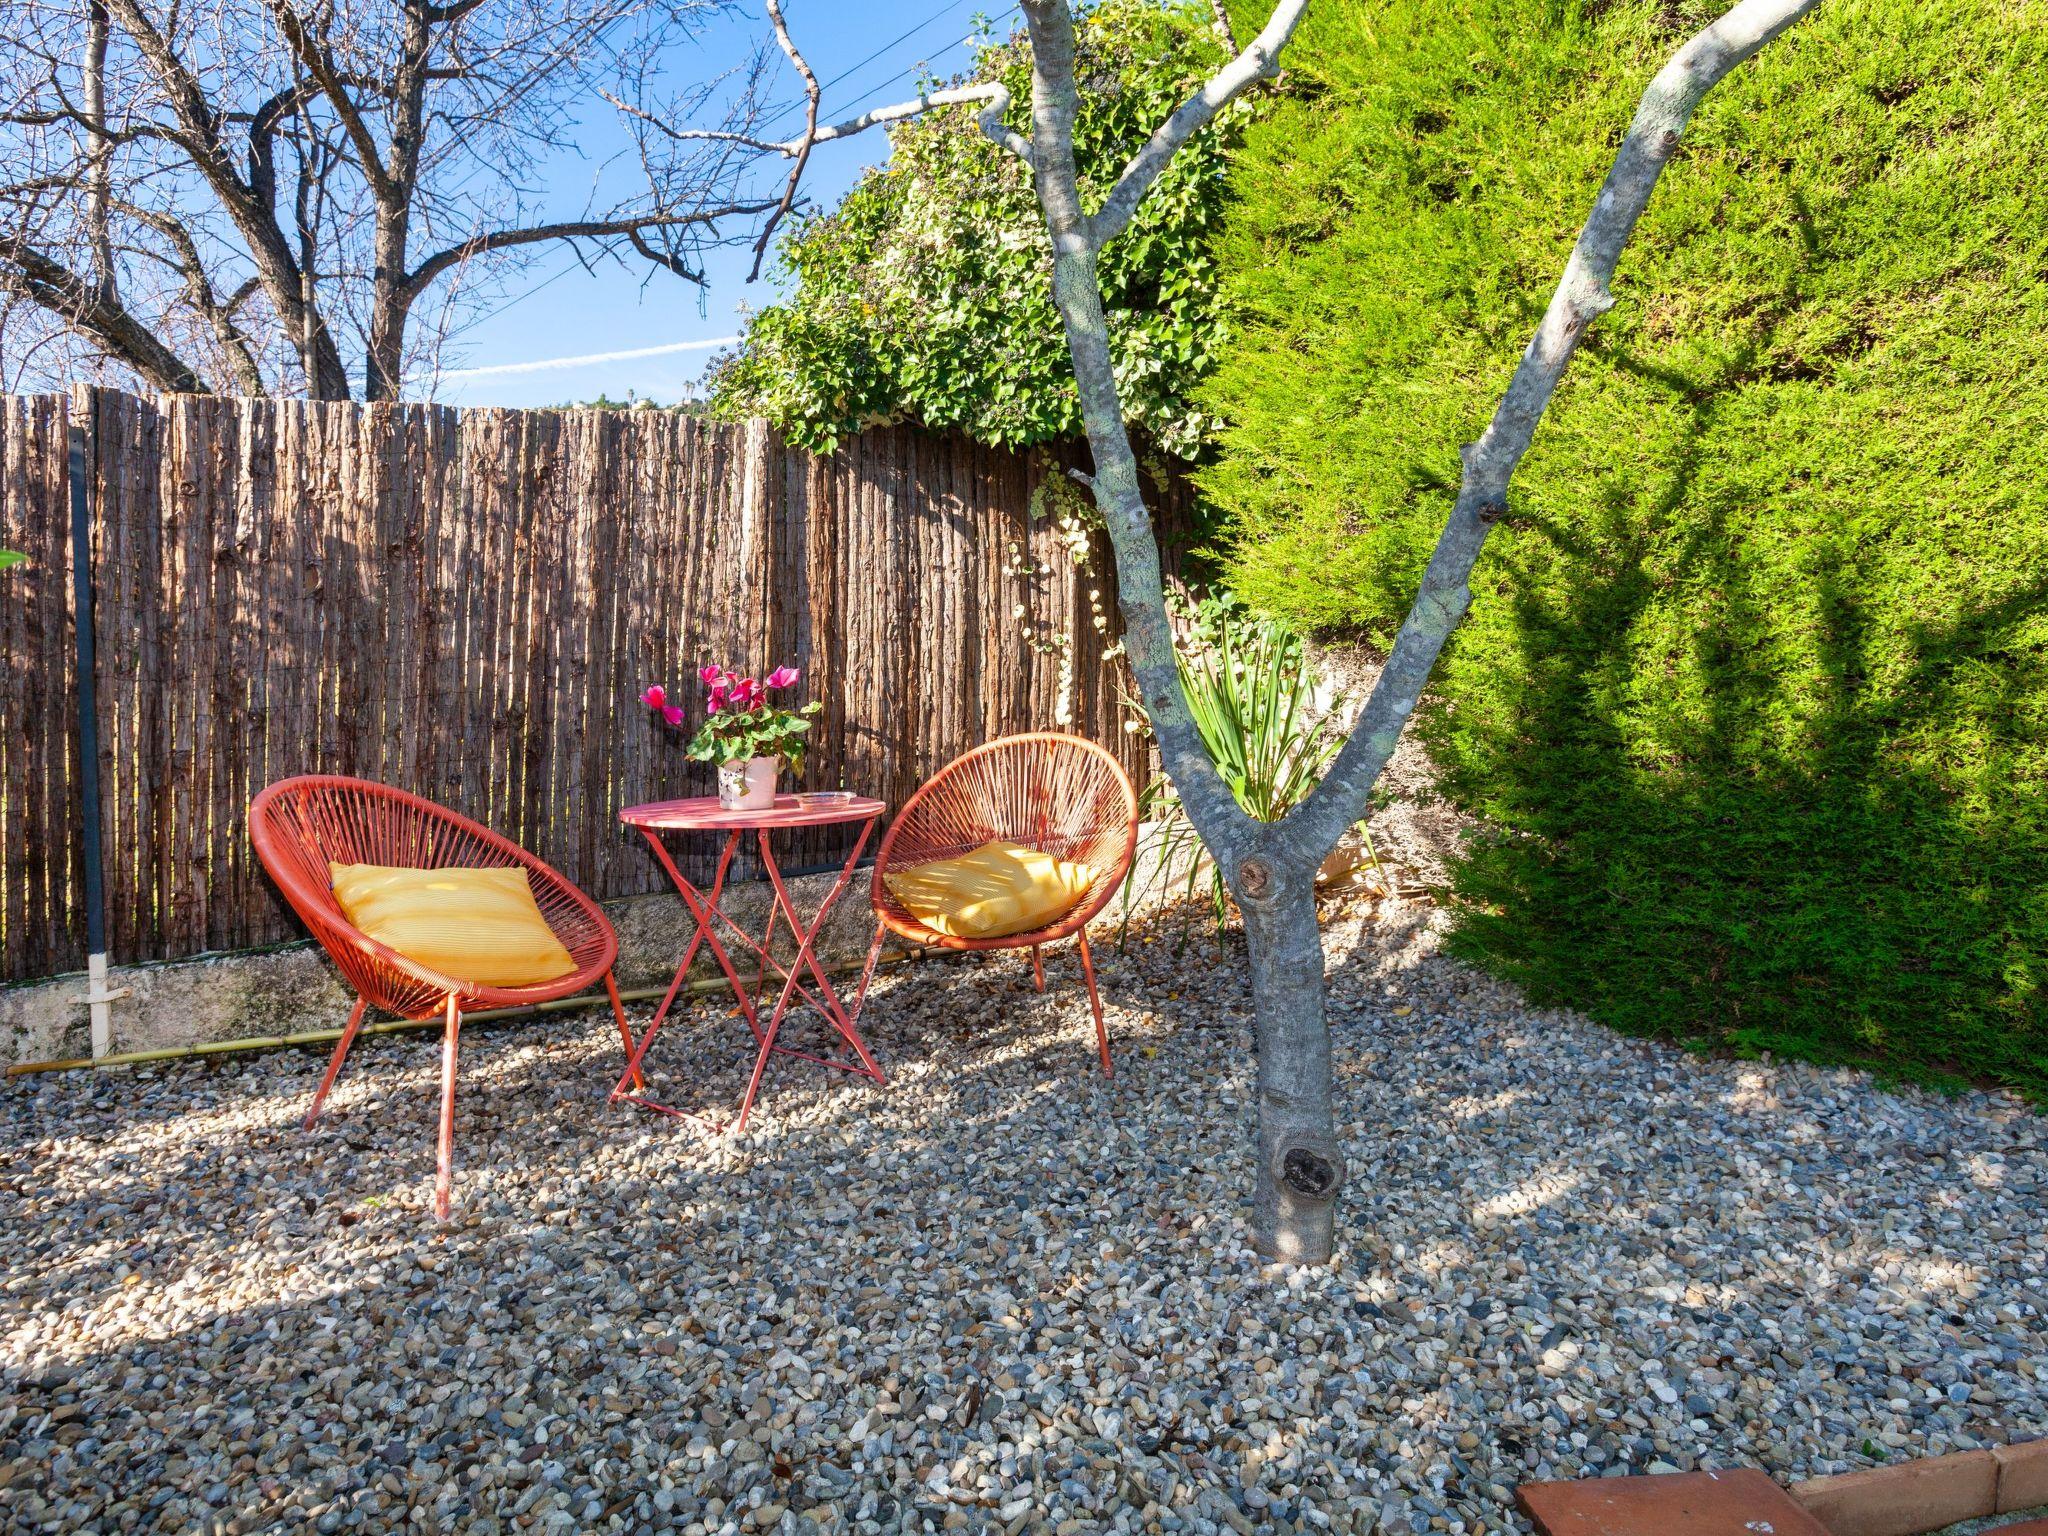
[862,733,1140,1075]
[249,775,639,1219]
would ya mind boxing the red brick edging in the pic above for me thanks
[1786,1439,2048,1536]
[1515,1439,2048,1536]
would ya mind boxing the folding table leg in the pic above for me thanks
[752,898,781,1010]
[1031,946,1046,993]
[434,994,462,1221]
[733,958,802,1134]
[613,830,762,1105]
[639,831,746,1043]
[304,995,369,1130]
[758,827,886,1083]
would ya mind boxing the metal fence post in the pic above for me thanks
[69,384,121,1055]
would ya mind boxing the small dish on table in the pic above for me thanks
[796,790,856,810]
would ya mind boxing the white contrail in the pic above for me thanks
[419,336,741,382]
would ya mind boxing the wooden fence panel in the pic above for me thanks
[0,396,81,979]
[0,390,1190,980]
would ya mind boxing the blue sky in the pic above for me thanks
[425,1,1018,409]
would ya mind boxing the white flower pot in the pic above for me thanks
[718,755,778,811]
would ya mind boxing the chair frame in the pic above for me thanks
[860,733,1140,1075]
[249,774,639,1219]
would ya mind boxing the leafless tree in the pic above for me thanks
[0,0,781,398]
[706,0,1825,1261]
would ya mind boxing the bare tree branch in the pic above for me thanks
[121,202,267,392]
[1207,0,1239,50]
[257,0,398,204]
[613,82,1020,160]
[1286,0,1825,856]
[972,82,1033,166]
[745,0,820,282]
[616,61,1029,282]
[625,225,706,286]
[82,0,114,308]
[0,233,205,390]
[1086,0,1307,247]
[401,203,775,301]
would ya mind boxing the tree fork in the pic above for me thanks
[732,0,1825,1264]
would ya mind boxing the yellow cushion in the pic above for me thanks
[328,863,577,987]
[884,839,1096,940]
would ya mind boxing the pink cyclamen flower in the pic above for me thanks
[764,665,799,691]
[641,684,667,711]
[708,685,729,712]
[732,678,762,709]
[662,704,684,727]
[698,663,721,685]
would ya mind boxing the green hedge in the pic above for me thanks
[1200,0,2048,1093]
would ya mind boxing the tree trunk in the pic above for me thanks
[363,9,431,404]
[988,0,1817,1267]
[1012,0,1344,1262]
[1237,852,1341,1263]
[363,212,409,402]
[83,0,114,310]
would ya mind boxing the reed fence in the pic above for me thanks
[0,388,1190,983]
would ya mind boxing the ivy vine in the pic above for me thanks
[705,1,1257,458]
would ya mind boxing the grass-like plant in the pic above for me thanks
[1126,592,1380,937]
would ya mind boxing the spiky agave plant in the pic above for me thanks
[1124,591,1382,938]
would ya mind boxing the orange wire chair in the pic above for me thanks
[249,775,639,1219]
[862,733,1140,1075]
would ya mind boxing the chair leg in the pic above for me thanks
[303,995,369,1130]
[434,993,461,1222]
[1076,929,1112,1079]
[850,919,888,1024]
[1030,946,1045,992]
[604,970,645,1093]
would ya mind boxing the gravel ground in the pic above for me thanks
[4,898,2046,1536]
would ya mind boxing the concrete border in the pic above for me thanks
[3,875,879,1067]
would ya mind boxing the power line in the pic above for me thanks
[823,0,978,87]
[819,11,1015,124]
[422,6,1021,367]
[755,0,1015,141]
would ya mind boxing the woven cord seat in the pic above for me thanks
[861,734,1139,1075]
[250,775,639,1219]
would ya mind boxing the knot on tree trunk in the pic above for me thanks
[1274,1138,1342,1203]
[1237,855,1274,901]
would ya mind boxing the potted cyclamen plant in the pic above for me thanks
[641,664,821,811]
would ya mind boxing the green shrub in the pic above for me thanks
[707,1,1252,456]
[1199,0,2048,1093]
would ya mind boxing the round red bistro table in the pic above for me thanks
[612,793,888,1133]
